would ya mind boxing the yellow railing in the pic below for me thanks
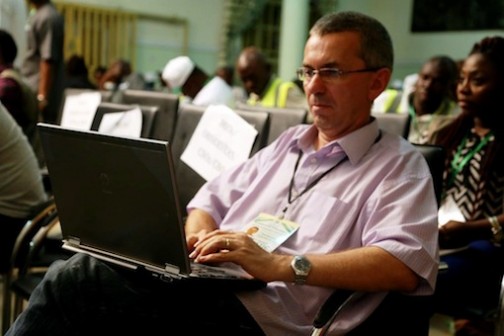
[54,2,137,72]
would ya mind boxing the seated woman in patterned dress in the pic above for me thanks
[431,36,504,330]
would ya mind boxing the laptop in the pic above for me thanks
[38,123,265,290]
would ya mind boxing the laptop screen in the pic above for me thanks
[38,123,190,275]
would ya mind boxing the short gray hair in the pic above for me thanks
[310,11,394,70]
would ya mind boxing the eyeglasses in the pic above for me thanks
[296,67,381,83]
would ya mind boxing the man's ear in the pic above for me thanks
[368,68,392,101]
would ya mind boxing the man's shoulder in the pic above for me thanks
[0,69,24,94]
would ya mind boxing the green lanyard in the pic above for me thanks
[408,104,419,129]
[408,104,435,137]
[447,131,493,188]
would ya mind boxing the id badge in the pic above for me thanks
[244,213,299,252]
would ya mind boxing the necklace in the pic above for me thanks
[447,130,494,188]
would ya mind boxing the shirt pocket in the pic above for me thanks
[287,191,357,252]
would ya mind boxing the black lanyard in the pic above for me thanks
[279,151,347,219]
[281,131,381,219]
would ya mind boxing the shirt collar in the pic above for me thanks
[289,119,381,165]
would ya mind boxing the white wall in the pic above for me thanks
[337,0,503,81]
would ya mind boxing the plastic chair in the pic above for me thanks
[90,102,159,138]
[121,89,179,142]
[1,198,60,333]
[234,102,308,145]
[373,113,411,139]
[412,143,446,207]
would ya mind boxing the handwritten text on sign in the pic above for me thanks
[181,105,258,181]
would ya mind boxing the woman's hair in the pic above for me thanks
[469,36,504,80]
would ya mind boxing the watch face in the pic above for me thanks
[294,256,311,274]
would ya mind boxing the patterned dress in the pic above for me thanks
[444,129,504,222]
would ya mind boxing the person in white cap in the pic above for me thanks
[162,56,234,107]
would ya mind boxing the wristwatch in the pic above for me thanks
[290,255,311,285]
[37,94,47,103]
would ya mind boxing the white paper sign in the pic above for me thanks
[180,104,258,181]
[60,92,102,130]
[97,107,143,138]
[438,195,466,227]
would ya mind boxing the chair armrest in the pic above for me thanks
[311,290,364,336]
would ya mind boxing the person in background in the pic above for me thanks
[406,55,460,144]
[215,65,234,86]
[373,56,460,144]
[432,36,504,335]
[63,54,96,90]
[236,46,308,112]
[98,58,146,92]
[215,64,247,105]
[0,29,44,167]
[21,0,64,124]
[6,11,438,335]
[92,65,107,88]
[162,55,234,107]
[0,102,47,275]
[0,29,36,136]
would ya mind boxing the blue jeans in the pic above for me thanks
[6,253,264,336]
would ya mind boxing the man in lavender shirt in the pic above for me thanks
[6,11,438,336]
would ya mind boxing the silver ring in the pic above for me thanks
[225,238,230,248]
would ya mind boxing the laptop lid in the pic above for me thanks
[38,123,192,277]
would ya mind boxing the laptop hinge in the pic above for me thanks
[67,236,81,246]
[164,263,182,279]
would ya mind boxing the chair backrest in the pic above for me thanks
[2,198,58,333]
[373,113,411,139]
[234,103,308,145]
[90,102,159,138]
[413,143,446,207]
[171,104,270,212]
[57,88,113,125]
[312,290,433,336]
[121,89,179,141]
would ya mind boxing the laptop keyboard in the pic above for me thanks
[190,262,244,279]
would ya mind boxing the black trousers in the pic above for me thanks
[6,253,266,336]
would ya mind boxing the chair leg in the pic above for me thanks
[2,274,13,334]
[13,295,25,321]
